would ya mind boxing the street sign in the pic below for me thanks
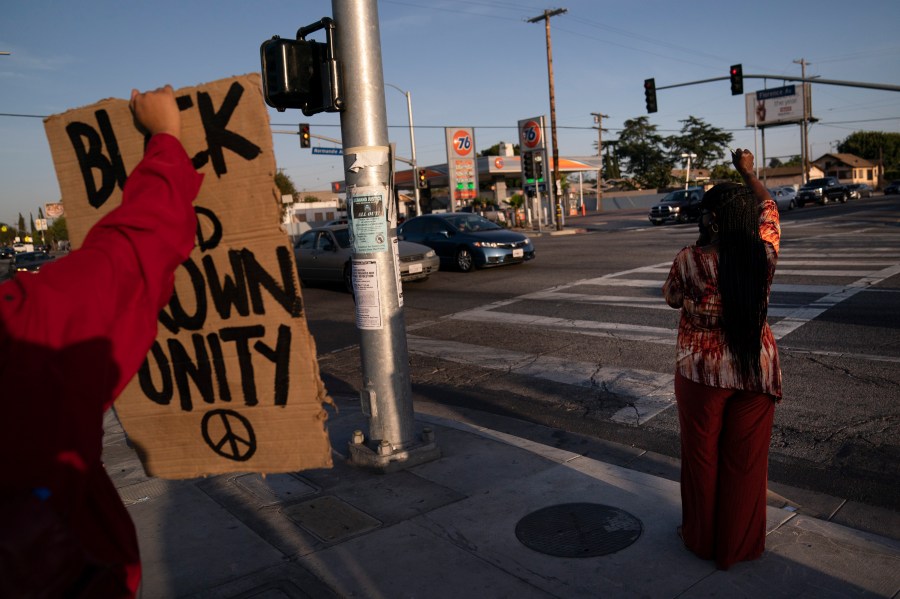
[312,147,343,155]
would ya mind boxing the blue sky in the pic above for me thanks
[2,1,898,225]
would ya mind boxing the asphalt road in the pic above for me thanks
[305,195,900,511]
[5,195,896,509]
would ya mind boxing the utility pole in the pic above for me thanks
[333,0,439,471]
[794,58,810,183]
[528,8,567,230]
[591,112,607,213]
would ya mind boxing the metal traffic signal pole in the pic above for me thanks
[332,0,439,471]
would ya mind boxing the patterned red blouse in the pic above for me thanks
[663,196,782,399]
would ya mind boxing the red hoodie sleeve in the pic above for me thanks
[0,133,203,405]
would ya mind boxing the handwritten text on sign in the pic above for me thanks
[44,74,332,479]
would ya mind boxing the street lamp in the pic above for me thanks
[681,153,697,190]
[386,83,420,217]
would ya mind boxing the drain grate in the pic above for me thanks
[284,495,381,543]
[515,503,642,558]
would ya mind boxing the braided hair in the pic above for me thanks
[702,183,768,383]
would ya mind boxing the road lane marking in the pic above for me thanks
[769,263,900,339]
[407,335,675,425]
[445,308,677,344]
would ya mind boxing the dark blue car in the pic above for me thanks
[398,213,534,272]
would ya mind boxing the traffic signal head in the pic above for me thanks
[730,64,743,95]
[644,78,657,113]
[299,123,311,148]
[416,168,428,189]
[522,151,535,183]
[533,153,544,182]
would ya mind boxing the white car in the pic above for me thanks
[460,205,508,224]
[768,187,796,212]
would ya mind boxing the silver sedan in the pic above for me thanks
[294,224,439,292]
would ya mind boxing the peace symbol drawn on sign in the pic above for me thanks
[201,409,257,462]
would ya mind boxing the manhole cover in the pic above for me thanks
[515,503,642,558]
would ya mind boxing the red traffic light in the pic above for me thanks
[643,78,657,113]
[299,123,311,148]
[729,64,743,95]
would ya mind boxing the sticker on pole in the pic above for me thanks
[353,259,383,330]
[349,187,388,254]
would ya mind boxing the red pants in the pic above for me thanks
[675,373,776,570]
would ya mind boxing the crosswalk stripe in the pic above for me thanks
[642,266,880,277]
[446,308,677,344]
[406,335,675,425]
[399,237,899,427]
[769,263,900,338]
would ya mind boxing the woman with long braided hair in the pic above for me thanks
[663,148,782,570]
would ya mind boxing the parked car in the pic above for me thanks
[796,177,849,206]
[0,246,14,260]
[767,187,796,212]
[10,251,55,276]
[398,212,534,272]
[647,187,704,225]
[459,204,508,225]
[846,183,872,200]
[883,180,900,195]
[294,224,439,292]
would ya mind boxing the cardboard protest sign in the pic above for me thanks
[44,74,333,479]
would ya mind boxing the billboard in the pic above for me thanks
[745,84,811,127]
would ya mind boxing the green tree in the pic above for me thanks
[710,163,742,183]
[479,143,519,157]
[837,131,900,179]
[17,213,25,237]
[768,157,782,168]
[665,116,733,170]
[0,223,14,245]
[507,193,525,227]
[616,117,672,189]
[47,216,68,245]
[275,170,298,197]
[603,147,621,180]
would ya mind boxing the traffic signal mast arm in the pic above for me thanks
[652,74,900,93]
[271,127,342,144]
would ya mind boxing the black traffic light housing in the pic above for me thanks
[416,168,428,189]
[260,17,344,115]
[299,123,311,148]
[730,64,743,96]
[533,152,545,182]
[644,78,657,113]
[522,151,535,183]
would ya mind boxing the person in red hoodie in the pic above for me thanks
[0,85,203,597]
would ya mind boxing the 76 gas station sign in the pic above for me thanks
[445,127,478,207]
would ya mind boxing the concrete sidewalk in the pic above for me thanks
[103,400,900,598]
